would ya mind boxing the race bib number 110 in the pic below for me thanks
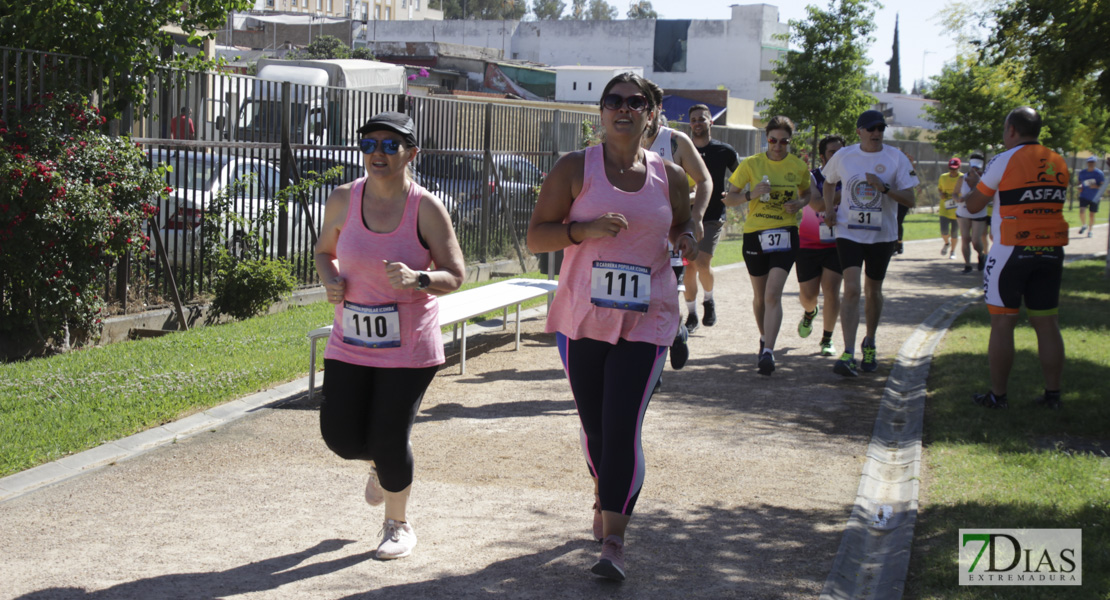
[591,261,651,312]
[342,301,401,348]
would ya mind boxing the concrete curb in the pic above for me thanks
[0,304,552,504]
[819,287,982,600]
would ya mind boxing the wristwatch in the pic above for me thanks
[881,182,891,194]
[415,271,431,291]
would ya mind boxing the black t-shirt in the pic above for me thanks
[695,139,741,222]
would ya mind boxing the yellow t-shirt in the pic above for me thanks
[728,153,811,233]
[937,173,961,218]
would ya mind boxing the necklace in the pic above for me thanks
[617,153,642,174]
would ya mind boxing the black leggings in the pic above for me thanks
[557,333,666,516]
[320,359,438,492]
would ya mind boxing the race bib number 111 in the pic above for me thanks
[591,261,651,312]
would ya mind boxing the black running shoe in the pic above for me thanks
[670,324,689,370]
[1034,392,1062,410]
[972,391,1008,409]
[685,311,699,333]
[702,299,717,327]
[757,351,775,376]
[962,264,973,273]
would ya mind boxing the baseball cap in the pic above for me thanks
[856,110,886,129]
[1087,156,1097,163]
[357,112,418,148]
[969,158,984,169]
[948,157,962,168]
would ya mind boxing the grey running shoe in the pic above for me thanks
[591,535,626,581]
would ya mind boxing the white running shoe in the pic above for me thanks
[377,519,417,559]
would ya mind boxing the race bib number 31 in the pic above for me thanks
[591,261,651,312]
[848,206,882,231]
[342,301,401,348]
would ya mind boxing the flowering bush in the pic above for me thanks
[0,93,168,354]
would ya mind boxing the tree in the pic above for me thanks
[290,35,352,60]
[923,55,1032,157]
[862,72,888,93]
[432,0,527,19]
[987,0,1110,122]
[762,0,879,167]
[587,0,617,20]
[885,14,902,94]
[566,0,587,19]
[627,0,658,19]
[0,0,254,116]
[533,0,566,19]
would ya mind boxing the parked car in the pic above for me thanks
[294,151,458,215]
[148,149,309,267]
[417,151,544,223]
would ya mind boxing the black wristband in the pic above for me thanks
[567,221,582,245]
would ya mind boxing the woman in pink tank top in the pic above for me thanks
[313,112,465,560]
[526,73,699,582]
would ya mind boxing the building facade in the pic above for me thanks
[357,3,788,107]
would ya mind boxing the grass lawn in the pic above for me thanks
[905,260,1110,598]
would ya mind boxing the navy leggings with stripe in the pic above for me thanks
[557,333,666,516]
[320,359,438,492]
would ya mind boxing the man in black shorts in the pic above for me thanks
[684,104,740,331]
[822,110,919,376]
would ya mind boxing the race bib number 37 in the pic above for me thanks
[342,301,401,348]
[591,261,651,312]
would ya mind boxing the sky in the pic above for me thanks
[636,0,963,89]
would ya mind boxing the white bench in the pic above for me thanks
[307,277,557,400]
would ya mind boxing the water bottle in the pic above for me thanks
[759,175,771,203]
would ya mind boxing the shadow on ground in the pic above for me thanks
[16,502,849,600]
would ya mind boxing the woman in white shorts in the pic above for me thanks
[956,153,990,273]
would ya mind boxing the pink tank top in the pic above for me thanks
[798,204,836,249]
[324,178,444,368]
[545,144,679,347]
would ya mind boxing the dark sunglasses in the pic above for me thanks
[767,136,791,145]
[601,93,650,112]
[865,124,887,133]
[359,138,403,155]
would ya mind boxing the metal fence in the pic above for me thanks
[3,46,951,315]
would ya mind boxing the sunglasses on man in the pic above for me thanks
[864,124,887,133]
[359,138,403,155]
[601,93,650,112]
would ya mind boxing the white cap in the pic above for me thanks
[969,158,985,169]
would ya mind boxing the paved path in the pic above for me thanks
[1,227,1105,600]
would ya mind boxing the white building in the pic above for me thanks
[359,3,789,108]
[872,92,940,130]
[250,0,442,22]
[553,66,644,104]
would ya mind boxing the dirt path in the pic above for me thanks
[2,231,1104,599]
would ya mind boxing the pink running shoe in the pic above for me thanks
[591,535,626,581]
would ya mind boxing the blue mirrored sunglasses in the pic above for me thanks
[359,138,403,155]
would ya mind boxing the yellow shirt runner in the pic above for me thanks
[728,153,811,234]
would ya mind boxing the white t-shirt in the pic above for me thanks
[955,178,987,218]
[821,144,919,243]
